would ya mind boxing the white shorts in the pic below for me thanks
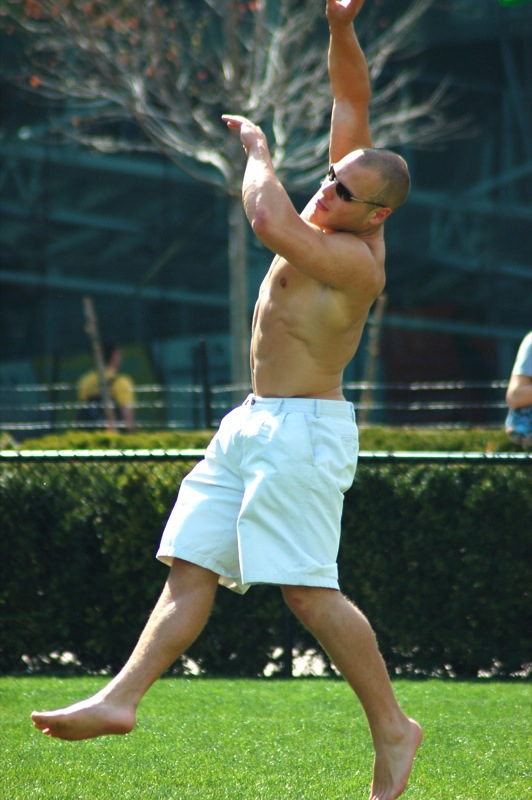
[157,395,358,594]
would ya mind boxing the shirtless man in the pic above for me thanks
[32,2,422,798]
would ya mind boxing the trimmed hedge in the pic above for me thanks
[0,430,530,678]
[13,424,518,453]
[340,463,531,678]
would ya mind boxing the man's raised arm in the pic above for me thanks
[327,0,372,162]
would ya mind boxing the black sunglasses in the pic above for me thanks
[323,165,387,208]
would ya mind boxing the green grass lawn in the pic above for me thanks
[1,677,529,799]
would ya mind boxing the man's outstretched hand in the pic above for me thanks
[222,114,267,156]
[326,0,365,26]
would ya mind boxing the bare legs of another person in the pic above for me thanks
[31,559,219,741]
[282,585,423,800]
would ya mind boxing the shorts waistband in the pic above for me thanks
[243,394,355,420]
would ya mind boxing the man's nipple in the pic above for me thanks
[280,277,287,288]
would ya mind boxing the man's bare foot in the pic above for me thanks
[369,718,423,800]
[31,694,136,742]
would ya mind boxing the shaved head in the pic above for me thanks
[351,148,411,211]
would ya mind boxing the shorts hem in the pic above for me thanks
[238,575,339,589]
[157,549,339,593]
[156,548,231,578]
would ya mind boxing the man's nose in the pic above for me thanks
[321,180,336,198]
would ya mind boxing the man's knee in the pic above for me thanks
[281,585,340,628]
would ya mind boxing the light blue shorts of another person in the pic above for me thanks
[505,406,532,447]
[157,394,359,595]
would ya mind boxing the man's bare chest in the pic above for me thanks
[254,259,335,345]
[258,256,321,305]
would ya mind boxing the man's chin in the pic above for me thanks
[307,206,324,223]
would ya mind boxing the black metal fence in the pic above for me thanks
[0,378,510,436]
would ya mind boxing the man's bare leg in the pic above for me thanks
[31,559,219,741]
[282,586,422,800]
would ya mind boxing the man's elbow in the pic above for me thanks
[251,207,275,243]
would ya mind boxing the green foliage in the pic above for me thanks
[340,464,532,678]
[17,429,214,451]
[0,460,190,673]
[0,447,530,678]
[14,424,517,452]
[358,425,514,453]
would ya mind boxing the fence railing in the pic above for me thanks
[1,449,530,465]
[0,379,510,435]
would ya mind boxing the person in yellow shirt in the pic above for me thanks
[77,342,135,432]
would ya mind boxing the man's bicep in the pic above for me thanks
[275,223,379,297]
[329,100,372,163]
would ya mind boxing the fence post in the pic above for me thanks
[195,339,213,428]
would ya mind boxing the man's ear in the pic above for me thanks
[369,206,392,225]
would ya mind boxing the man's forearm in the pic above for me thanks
[242,143,291,233]
[222,113,297,243]
[328,15,370,107]
[326,1,372,157]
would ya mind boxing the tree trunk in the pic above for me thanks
[228,194,250,388]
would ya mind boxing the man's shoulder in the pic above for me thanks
[328,227,386,282]
[319,230,386,311]
[77,370,99,399]
[113,373,133,389]
[111,374,134,405]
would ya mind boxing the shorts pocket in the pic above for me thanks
[249,412,314,466]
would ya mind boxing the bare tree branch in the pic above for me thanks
[0,0,467,381]
[1,0,463,190]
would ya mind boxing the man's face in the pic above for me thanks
[307,153,385,232]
